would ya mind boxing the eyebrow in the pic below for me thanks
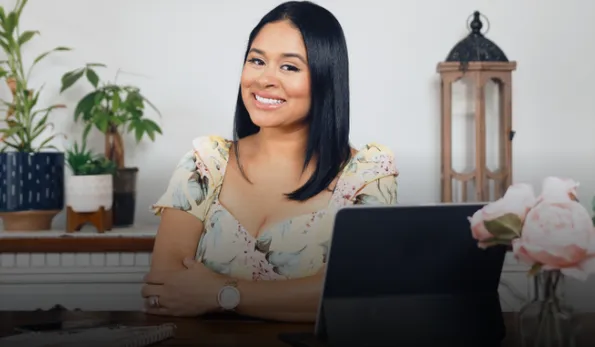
[249,48,307,64]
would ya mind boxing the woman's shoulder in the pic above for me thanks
[172,135,233,179]
[350,142,397,168]
[341,142,399,180]
[191,135,233,156]
[185,134,232,164]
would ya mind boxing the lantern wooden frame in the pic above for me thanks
[437,61,517,203]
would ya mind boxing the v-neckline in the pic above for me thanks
[211,140,349,240]
[214,202,328,241]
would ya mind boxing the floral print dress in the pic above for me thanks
[152,135,399,281]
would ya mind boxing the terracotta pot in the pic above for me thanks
[0,210,61,231]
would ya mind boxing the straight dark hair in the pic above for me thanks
[233,0,352,201]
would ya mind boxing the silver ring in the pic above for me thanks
[148,295,160,308]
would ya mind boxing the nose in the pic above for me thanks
[255,66,279,88]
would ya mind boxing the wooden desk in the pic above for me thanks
[1,311,594,346]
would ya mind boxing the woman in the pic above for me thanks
[141,0,399,323]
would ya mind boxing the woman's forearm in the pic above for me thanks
[233,272,325,322]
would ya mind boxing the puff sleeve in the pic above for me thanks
[348,143,399,205]
[353,175,398,205]
[151,136,229,222]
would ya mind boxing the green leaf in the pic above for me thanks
[142,118,162,140]
[86,62,107,68]
[95,113,109,133]
[0,39,9,53]
[15,0,28,18]
[32,46,71,65]
[36,135,56,152]
[0,124,24,139]
[483,213,523,239]
[134,122,143,142]
[3,12,17,37]
[60,68,84,93]
[73,90,98,122]
[82,123,92,142]
[85,68,99,88]
[111,91,120,112]
[17,30,38,45]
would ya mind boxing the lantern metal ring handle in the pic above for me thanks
[466,11,490,36]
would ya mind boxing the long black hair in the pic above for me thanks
[233,1,352,201]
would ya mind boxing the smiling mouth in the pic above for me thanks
[253,93,286,105]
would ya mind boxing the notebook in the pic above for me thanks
[0,323,176,347]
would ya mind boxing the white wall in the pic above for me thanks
[2,0,594,223]
[1,0,595,306]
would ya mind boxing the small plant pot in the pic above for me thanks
[66,174,113,213]
[112,167,138,227]
[0,152,65,231]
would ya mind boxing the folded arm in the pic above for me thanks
[149,208,324,322]
[232,268,325,322]
[149,208,204,272]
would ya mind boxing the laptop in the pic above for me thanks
[278,203,508,347]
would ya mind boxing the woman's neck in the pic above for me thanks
[252,125,309,164]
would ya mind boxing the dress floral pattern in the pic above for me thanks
[152,135,399,281]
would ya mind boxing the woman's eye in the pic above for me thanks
[247,58,264,65]
[282,65,300,72]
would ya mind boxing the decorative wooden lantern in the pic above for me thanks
[437,11,516,203]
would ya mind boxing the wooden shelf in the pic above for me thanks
[0,226,157,253]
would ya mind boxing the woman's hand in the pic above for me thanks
[141,258,225,317]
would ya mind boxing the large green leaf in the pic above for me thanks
[94,112,110,132]
[73,90,98,122]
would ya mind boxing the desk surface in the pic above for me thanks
[1,311,594,346]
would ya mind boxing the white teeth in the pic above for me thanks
[255,94,285,104]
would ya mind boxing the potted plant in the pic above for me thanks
[60,64,162,227]
[65,136,116,214]
[0,0,72,231]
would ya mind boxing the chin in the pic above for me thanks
[248,110,286,128]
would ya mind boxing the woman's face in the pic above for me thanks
[240,20,311,131]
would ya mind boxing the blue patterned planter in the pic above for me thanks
[0,152,65,212]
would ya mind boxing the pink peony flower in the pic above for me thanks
[539,176,579,203]
[469,183,537,247]
[512,199,595,281]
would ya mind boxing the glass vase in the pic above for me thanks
[518,269,579,347]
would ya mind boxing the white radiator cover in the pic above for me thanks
[0,226,539,312]
[0,250,533,312]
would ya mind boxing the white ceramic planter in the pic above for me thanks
[66,174,113,213]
